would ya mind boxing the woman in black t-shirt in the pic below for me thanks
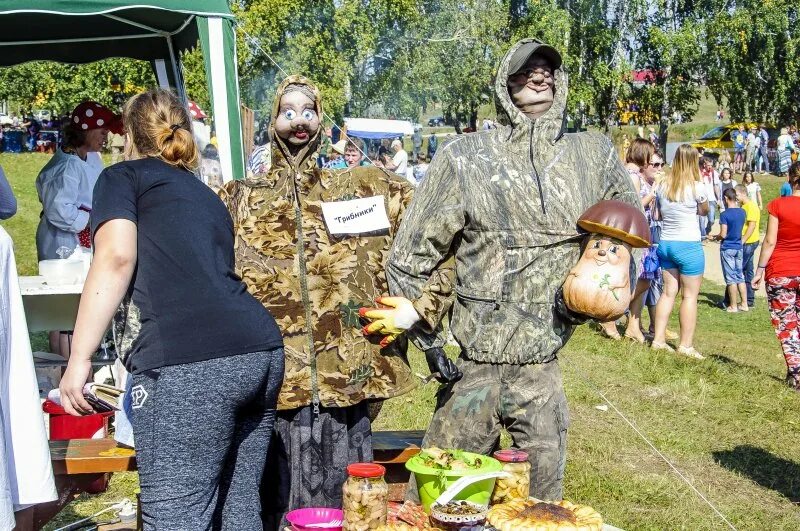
[59,89,284,530]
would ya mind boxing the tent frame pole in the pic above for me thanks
[165,34,186,103]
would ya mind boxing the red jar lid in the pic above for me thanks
[347,463,386,478]
[493,449,529,463]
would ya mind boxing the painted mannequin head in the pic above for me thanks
[507,53,556,120]
[273,84,320,150]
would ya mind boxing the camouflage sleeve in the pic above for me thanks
[388,172,456,351]
[600,138,645,278]
[386,146,464,337]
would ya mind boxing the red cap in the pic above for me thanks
[346,463,385,478]
[70,101,123,134]
[188,100,207,120]
[493,449,529,463]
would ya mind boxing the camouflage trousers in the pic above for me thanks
[416,356,569,501]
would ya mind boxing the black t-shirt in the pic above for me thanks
[91,158,282,373]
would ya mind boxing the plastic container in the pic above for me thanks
[38,259,85,285]
[491,449,531,504]
[286,508,343,531]
[42,399,114,493]
[405,451,502,513]
[42,399,113,440]
[342,463,388,530]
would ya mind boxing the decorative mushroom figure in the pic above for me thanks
[562,200,651,321]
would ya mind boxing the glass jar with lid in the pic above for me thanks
[342,463,389,530]
[491,449,531,504]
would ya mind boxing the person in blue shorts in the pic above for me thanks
[714,188,747,312]
[652,144,709,359]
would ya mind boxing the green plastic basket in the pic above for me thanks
[405,451,502,513]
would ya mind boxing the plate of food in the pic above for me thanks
[486,498,623,531]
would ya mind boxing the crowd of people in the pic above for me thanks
[597,135,800,389]
[1,35,800,531]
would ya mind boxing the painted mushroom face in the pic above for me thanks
[562,236,632,320]
[561,200,650,321]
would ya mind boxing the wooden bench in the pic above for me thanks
[39,430,424,528]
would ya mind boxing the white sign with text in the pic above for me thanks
[321,195,390,235]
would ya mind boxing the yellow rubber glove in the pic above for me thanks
[359,296,421,347]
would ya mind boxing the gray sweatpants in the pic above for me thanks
[131,348,284,531]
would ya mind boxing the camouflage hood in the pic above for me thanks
[494,39,568,148]
[268,75,323,175]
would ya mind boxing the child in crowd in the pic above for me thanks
[715,188,748,312]
[716,149,732,171]
[718,167,736,211]
[742,171,763,209]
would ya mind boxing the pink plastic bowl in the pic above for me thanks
[285,508,344,531]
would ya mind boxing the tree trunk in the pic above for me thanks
[604,0,629,132]
[469,103,478,130]
[658,64,672,154]
[658,0,676,154]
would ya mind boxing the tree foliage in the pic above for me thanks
[0,0,798,130]
[0,60,154,115]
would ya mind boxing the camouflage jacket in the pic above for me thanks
[220,76,449,410]
[386,40,641,365]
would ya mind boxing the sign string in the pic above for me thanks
[562,357,738,530]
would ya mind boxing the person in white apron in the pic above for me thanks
[35,101,119,261]
[34,101,120,358]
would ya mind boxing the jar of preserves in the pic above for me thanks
[491,449,531,504]
[343,463,389,530]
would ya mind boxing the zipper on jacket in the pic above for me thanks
[529,126,547,215]
[291,172,321,416]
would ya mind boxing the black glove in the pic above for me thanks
[425,347,462,384]
[554,287,591,326]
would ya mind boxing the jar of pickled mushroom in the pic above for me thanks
[491,449,531,504]
[342,463,389,530]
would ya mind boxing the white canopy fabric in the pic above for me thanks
[344,118,414,139]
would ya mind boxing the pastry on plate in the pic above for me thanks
[487,499,603,531]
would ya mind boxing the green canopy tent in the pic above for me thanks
[0,1,245,180]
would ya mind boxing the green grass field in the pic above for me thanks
[2,152,798,530]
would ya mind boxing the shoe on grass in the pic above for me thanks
[650,341,674,352]
[677,345,705,360]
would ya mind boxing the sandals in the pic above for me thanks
[738,305,749,312]
[725,307,738,313]
[650,341,675,352]
[677,345,705,360]
[624,332,646,344]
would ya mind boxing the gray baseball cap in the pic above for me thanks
[508,41,563,75]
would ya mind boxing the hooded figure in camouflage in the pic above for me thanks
[220,76,454,528]
[384,39,640,500]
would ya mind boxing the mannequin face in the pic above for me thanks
[507,54,555,119]
[273,90,320,146]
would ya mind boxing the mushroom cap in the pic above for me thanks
[577,200,651,248]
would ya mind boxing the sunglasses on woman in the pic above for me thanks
[649,162,664,168]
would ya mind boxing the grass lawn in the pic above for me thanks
[3,153,798,530]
